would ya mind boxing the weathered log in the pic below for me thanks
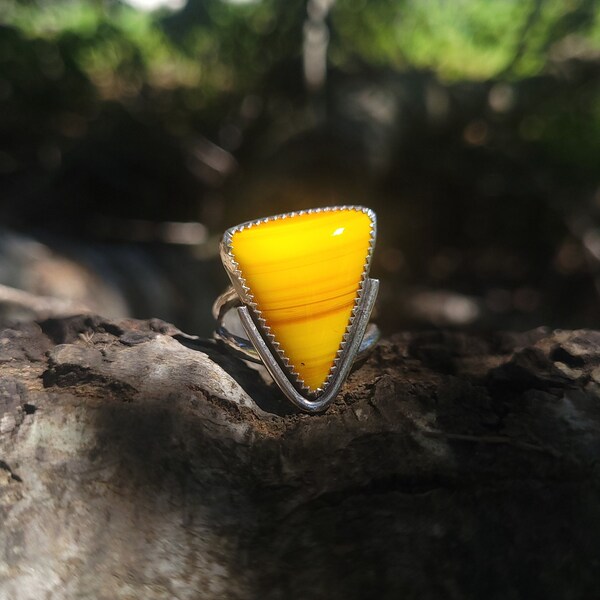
[0,315,599,599]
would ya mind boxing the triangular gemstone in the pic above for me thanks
[230,207,374,391]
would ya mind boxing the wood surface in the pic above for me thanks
[1,314,599,599]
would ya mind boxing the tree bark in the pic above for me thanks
[0,314,599,599]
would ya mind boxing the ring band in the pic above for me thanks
[215,206,379,413]
[213,285,380,365]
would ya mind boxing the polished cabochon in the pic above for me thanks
[220,206,378,410]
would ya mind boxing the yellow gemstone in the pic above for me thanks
[231,208,373,391]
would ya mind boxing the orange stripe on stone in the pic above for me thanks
[231,208,372,391]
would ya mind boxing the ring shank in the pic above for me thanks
[213,286,380,366]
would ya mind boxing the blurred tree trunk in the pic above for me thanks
[0,313,599,599]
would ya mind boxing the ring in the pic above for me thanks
[213,287,381,365]
[215,206,379,413]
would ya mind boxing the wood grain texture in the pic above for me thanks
[0,315,599,599]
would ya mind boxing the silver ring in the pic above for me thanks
[215,206,379,413]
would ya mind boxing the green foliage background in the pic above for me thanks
[4,0,600,82]
[2,0,600,171]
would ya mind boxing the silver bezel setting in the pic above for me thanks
[220,205,378,412]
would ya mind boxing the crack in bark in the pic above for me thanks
[42,363,137,396]
[0,459,22,482]
[421,429,563,458]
